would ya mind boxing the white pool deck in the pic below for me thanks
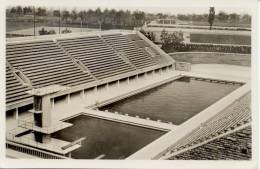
[6,64,251,159]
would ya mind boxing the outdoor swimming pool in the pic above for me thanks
[100,76,243,125]
[52,115,165,159]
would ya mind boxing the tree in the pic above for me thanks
[71,9,78,24]
[36,7,47,16]
[177,14,192,21]
[23,6,33,15]
[16,6,23,16]
[133,10,146,27]
[78,10,88,28]
[160,29,184,52]
[241,14,251,24]
[9,7,17,16]
[229,13,240,23]
[217,11,229,22]
[53,10,60,17]
[140,29,155,42]
[208,7,215,30]
[62,10,70,28]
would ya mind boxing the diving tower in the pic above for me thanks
[7,85,85,157]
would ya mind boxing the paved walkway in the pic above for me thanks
[191,64,250,81]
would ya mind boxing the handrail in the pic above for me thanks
[18,115,72,134]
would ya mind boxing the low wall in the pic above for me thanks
[169,52,251,66]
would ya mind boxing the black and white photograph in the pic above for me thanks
[0,0,258,168]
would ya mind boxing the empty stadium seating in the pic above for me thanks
[6,32,168,107]
[6,66,31,104]
[6,40,95,88]
[126,34,164,63]
[164,93,251,156]
[57,36,135,79]
[170,126,251,160]
[102,34,157,69]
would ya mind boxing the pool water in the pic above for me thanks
[52,115,165,159]
[100,76,242,125]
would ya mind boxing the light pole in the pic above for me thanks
[33,6,36,36]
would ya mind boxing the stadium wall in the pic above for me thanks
[169,52,251,66]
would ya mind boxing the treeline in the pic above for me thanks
[6,6,251,30]
[6,6,148,29]
[157,11,251,24]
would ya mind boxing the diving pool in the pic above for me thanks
[100,76,242,125]
[52,115,165,159]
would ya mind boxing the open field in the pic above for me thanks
[169,52,251,66]
[190,33,251,45]
[7,26,98,36]
[188,21,250,28]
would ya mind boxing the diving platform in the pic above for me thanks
[18,115,73,134]
[7,129,83,155]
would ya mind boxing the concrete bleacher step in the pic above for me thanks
[7,40,95,93]
[13,57,72,68]
[58,35,135,79]
[7,47,62,56]
[7,41,54,49]
[21,63,76,74]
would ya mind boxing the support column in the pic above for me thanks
[95,86,98,94]
[66,94,70,104]
[172,64,175,71]
[117,80,120,88]
[51,98,55,109]
[80,90,85,99]
[15,108,19,120]
[127,77,130,84]
[106,83,109,91]
[68,152,72,158]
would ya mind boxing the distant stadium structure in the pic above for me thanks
[5,29,251,160]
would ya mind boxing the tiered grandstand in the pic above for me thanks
[161,92,251,159]
[6,30,174,110]
[102,33,158,69]
[57,36,135,79]
[6,40,95,88]
[6,66,31,105]
[170,126,251,160]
